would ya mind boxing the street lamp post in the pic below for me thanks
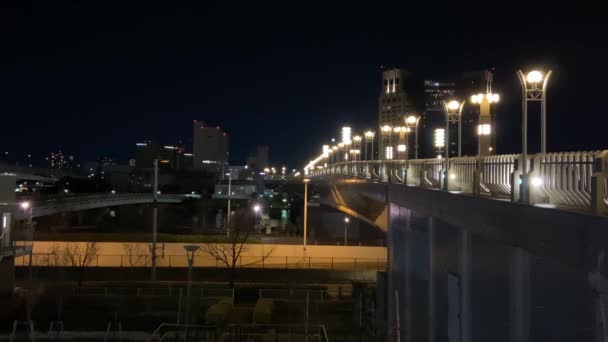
[364,131,375,161]
[380,125,392,160]
[353,136,362,162]
[253,204,261,231]
[343,217,350,246]
[517,69,552,203]
[20,201,33,281]
[151,159,159,281]
[183,245,200,326]
[442,100,465,191]
[303,179,310,257]
[226,171,232,236]
[405,115,420,159]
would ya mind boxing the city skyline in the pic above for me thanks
[1,3,605,168]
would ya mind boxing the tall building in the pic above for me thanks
[193,120,229,171]
[378,68,416,128]
[47,151,78,170]
[422,80,457,157]
[135,141,190,170]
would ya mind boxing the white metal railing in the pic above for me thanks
[311,150,608,215]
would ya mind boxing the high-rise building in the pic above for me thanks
[378,68,416,128]
[193,120,229,171]
[135,141,190,170]
[47,151,78,170]
[421,80,457,157]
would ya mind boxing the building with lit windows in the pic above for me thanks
[378,68,416,128]
[193,120,229,172]
[47,151,78,170]
[135,141,190,170]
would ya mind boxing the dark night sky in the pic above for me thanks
[1,2,606,168]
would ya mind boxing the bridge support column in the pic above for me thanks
[510,247,530,342]
[404,211,412,342]
[460,229,471,342]
[428,217,436,342]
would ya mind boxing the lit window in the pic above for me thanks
[477,124,491,136]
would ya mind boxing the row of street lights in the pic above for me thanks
[306,69,551,181]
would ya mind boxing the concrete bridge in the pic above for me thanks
[307,151,608,342]
[13,193,187,219]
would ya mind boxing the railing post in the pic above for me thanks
[473,157,482,195]
[528,155,545,205]
[511,158,522,203]
[591,152,608,215]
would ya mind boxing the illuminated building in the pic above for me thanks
[378,68,416,128]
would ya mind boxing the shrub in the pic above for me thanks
[252,298,274,324]
[205,303,233,326]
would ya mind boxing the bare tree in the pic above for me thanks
[42,243,68,267]
[201,209,273,287]
[64,242,100,286]
[121,243,147,267]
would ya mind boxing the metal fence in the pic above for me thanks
[313,150,608,215]
[16,253,387,271]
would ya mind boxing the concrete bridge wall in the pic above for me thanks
[313,176,608,341]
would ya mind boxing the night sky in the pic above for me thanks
[1,2,606,168]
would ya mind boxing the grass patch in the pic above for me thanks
[33,232,261,243]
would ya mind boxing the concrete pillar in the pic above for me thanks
[478,100,494,156]
[0,256,15,296]
[77,211,85,226]
[460,229,472,342]
[428,217,436,342]
[404,211,412,342]
[510,247,530,342]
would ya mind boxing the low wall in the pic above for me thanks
[16,241,387,269]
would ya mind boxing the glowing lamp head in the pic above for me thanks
[353,135,362,142]
[526,70,543,84]
[20,201,30,210]
[393,127,401,133]
[253,204,261,212]
[381,125,392,133]
[406,115,418,125]
[491,93,500,102]
[344,217,350,223]
[364,131,374,138]
[471,94,479,104]
[447,100,460,111]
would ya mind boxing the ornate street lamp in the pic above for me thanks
[442,100,464,191]
[404,115,420,159]
[516,69,552,203]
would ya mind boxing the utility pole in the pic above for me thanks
[151,159,158,281]
[303,179,309,257]
[226,171,232,235]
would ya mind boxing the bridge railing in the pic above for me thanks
[310,150,608,215]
